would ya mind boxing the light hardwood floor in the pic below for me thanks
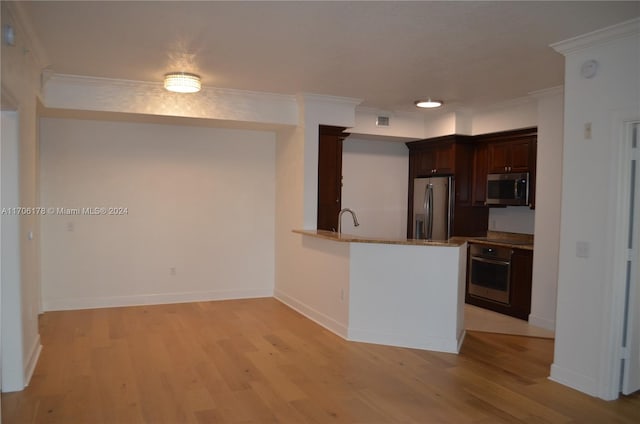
[464,304,555,339]
[2,298,639,423]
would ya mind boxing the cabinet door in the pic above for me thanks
[317,126,345,231]
[509,140,530,172]
[487,142,510,173]
[415,150,436,176]
[510,248,533,320]
[472,143,488,206]
[434,145,455,174]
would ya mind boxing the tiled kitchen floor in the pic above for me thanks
[464,303,555,339]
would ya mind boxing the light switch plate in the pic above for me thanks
[576,241,590,258]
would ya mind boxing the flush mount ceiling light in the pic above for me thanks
[164,72,201,93]
[414,99,443,109]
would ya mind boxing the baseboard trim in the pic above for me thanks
[549,363,598,398]
[457,329,466,353]
[24,334,42,388]
[347,327,461,354]
[42,288,274,312]
[274,290,348,338]
[528,314,556,331]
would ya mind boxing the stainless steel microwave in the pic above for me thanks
[486,172,529,206]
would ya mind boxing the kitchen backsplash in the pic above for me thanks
[488,206,535,235]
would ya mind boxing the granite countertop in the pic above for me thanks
[466,231,534,251]
[293,230,533,250]
[293,230,467,247]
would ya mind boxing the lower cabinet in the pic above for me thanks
[465,244,533,320]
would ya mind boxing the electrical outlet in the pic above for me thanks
[340,288,345,302]
[66,222,74,232]
[170,267,176,276]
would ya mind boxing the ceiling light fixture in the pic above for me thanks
[414,99,443,109]
[164,72,201,93]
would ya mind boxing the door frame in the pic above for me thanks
[0,90,25,392]
[601,110,640,399]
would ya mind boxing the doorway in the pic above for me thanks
[621,122,640,395]
[603,118,640,400]
[1,108,24,393]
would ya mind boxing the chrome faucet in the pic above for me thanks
[337,208,360,234]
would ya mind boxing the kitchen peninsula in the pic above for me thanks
[278,230,467,353]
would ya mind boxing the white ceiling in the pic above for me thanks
[23,1,640,112]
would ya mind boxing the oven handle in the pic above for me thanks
[470,256,511,266]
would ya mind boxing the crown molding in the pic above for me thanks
[42,73,299,126]
[551,18,640,56]
[529,85,564,99]
[4,1,50,68]
[355,106,424,119]
[45,73,297,103]
[464,95,537,116]
[298,93,363,107]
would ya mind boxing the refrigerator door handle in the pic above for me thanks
[426,184,434,239]
[422,183,429,239]
[423,183,429,215]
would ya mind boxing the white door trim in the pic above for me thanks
[600,110,640,400]
[0,109,25,392]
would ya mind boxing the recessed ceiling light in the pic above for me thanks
[414,99,443,109]
[164,72,201,93]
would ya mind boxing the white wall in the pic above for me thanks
[299,94,360,229]
[1,1,44,391]
[39,118,275,310]
[341,137,409,239]
[529,87,564,331]
[274,96,357,336]
[43,74,298,126]
[349,107,425,140]
[423,111,473,139]
[488,207,535,235]
[349,243,466,353]
[551,21,640,398]
[471,98,538,135]
[1,111,24,391]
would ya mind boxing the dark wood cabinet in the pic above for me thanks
[471,143,488,206]
[317,125,347,231]
[510,248,534,320]
[473,127,537,209]
[465,244,533,321]
[414,144,455,176]
[406,136,488,238]
[488,139,531,173]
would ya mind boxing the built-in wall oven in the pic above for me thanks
[468,244,512,305]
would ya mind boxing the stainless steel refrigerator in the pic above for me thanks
[413,176,453,241]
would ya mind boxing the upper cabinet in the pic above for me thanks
[406,135,488,238]
[413,143,455,176]
[471,143,489,207]
[473,127,537,209]
[487,138,531,173]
